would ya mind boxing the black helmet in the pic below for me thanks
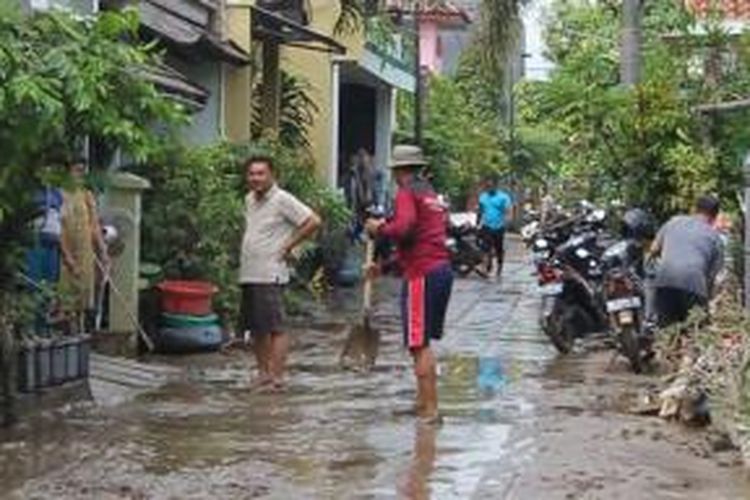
[621,208,655,240]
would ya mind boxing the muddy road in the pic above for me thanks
[1,238,749,499]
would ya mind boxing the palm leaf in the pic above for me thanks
[334,0,365,35]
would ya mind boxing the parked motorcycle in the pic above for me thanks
[540,231,609,353]
[447,213,488,277]
[600,208,656,372]
[531,202,619,352]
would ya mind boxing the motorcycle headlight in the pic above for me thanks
[534,238,549,250]
[575,247,590,259]
[592,208,606,222]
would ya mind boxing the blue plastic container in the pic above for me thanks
[63,338,80,381]
[156,325,224,354]
[79,334,91,377]
[35,339,52,388]
[17,342,36,393]
[50,340,66,385]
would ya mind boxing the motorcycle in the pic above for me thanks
[532,237,566,350]
[600,208,657,372]
[535,206,612,353]
[541,233,609,353]
[447,213,488,277]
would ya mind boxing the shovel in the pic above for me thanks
[340,237,380,372]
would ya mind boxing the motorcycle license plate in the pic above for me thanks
[540,283,563,296]
[606,297,642,313]
[618,310,635,325]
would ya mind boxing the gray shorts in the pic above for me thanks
[240,284,284,336]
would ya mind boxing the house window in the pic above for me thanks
[28,0,99,13]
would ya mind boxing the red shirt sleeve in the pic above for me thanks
[380,189,417,240]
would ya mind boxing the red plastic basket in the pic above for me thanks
[157,280,217,316]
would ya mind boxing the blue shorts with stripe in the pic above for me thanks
[400,264,454,349]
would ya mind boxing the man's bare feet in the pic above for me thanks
[221,338,249,354]
[392,404,426,417]
[255,378,286,394]
[269,379,287,393]
[417,413,443,426]
[249,374,273,391]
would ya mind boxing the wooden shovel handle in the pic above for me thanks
[363,238,375,312]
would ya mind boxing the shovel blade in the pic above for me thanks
[340,321,380,372]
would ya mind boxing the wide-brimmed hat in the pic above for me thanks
[389,144,428,170]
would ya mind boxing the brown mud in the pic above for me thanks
[0,237,748,499]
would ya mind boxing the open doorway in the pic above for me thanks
[338,83,376,191]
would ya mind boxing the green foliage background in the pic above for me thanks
[0,6,184,291]
[518,0,750,219]
[397,75,509,208]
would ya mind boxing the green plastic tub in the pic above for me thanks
[160,312,220,329]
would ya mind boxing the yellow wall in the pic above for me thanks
[282,1,365,181]
[223,0,367,178]
[225,2,254,142]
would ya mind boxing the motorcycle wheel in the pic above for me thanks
[543,303,577,354]
[619,325,643,373]
[453,260,474,277]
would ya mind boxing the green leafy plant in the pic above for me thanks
[411,77,508,207]
[136,141,350,327]
[0,7,185,292]
[252,71,320,152]
[517,0,750,219]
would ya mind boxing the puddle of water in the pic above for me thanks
[7,252,740,499]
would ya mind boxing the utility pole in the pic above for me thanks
[621,0,642,86]
[413,5,423,147]
[744,154,750,309]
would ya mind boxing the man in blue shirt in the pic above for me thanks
[478,175,512,277]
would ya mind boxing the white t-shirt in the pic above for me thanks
[239,185,313,285]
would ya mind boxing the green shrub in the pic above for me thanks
[135,141,350,327]
[397,77,508,207]
[0,7,184,292]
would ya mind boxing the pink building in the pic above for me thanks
[687,0,750,18]
[387,0,471,75]
[417,3,471,74]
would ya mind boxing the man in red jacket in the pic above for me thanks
[365,145,453,423]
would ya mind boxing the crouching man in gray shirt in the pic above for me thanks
[650,195,724,327]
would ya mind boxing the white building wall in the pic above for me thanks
[522,0,555,81]
[329,62,342,190]
[172,59,223,145]
[374,85,393,175]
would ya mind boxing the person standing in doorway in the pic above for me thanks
[478,174,513,278]
[239,156,322,392]
[365,145,453,423]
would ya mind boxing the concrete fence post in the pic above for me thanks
[743,153,750,309]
